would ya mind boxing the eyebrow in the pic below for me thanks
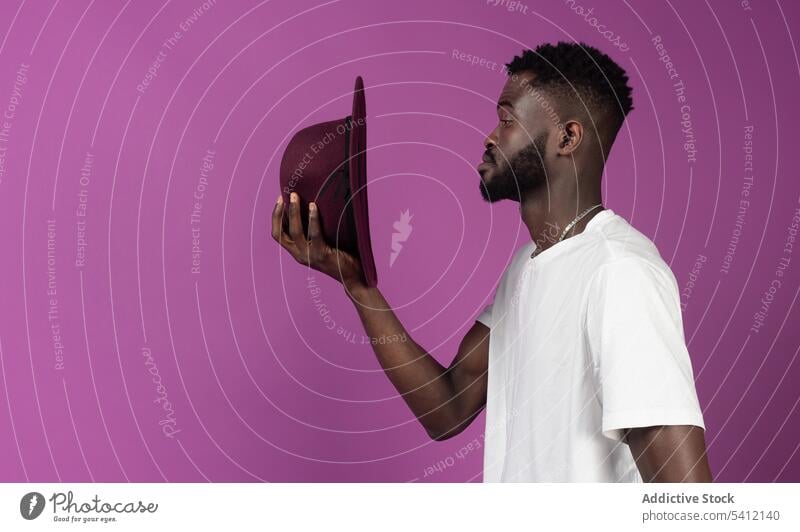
[496,99,516,114]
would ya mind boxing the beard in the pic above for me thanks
[479,131,549,203]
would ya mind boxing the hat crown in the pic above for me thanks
[279,116,358,254]
[280,118,349,192]
[276,76,377,286]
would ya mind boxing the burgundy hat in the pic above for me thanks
[279,76,377,287]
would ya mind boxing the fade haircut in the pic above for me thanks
[505,41,634,138]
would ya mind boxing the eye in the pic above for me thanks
[500,119,513,127]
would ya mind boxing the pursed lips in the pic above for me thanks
[477,153,495,172]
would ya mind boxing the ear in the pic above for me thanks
[556,120,583,155]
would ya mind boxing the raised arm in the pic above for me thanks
[346,280,490,441]
[272,192,489,440]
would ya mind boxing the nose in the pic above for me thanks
[484,128,497,151]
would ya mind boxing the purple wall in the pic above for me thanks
[0,0,798,482]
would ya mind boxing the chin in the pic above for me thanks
[478,180,502,203]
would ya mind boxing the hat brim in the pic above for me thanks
[348,76,378,287]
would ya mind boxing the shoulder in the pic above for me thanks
[588,212,663,263]
[583,253,684,335]
[584,214,678,291]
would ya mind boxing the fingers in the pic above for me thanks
[271,192,313,266]
[271,193,300,254]
[305,201,326,263]
[287,192,307,245]
[271,194,285,242]
[271,193,296,247]
[307,202,321,243]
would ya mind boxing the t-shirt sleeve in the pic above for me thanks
[476,302,493,328]
[585,257,706,444]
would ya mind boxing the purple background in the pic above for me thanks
[0,0,799,482]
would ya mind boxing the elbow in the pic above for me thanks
[421,383,477,441]
[424,416,468,442]
[427,428,458,442]
[423,404,481,441]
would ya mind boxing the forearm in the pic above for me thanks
[272,194,463,437]
[344,280,459,438]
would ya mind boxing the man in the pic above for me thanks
[272,41,712,482]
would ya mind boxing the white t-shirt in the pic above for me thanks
[476,208,705,482]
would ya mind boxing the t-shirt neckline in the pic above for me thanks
[527,208,615,264]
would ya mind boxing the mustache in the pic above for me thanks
[482,151,495,164]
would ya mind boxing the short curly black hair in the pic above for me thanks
[505,41,634,134]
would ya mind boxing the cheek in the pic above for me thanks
[499,128,528,154]
[494,135,516,162]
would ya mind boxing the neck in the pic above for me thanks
[519,172,604,253]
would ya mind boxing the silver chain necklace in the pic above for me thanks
[530,203,603,259]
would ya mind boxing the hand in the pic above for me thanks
[271,192,365,288]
